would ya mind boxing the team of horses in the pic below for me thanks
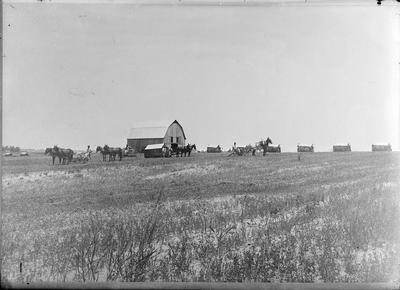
[96,145,123,161]
[175,144,197,157]
[45,146,74,165]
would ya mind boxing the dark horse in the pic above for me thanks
[96,146,110,161]
[259,137,273,156]
[45,146,74,165]
[45,147,60,165]
[176,144,197,157]
[101,145,123,161]
[53,146,74,164]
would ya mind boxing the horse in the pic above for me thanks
[45,147,69,165]
[45,147,60,165]
[176,144,197,157]
[96,146,110,161]
[103,145,123,161]
[258,137,273,156]
[53,146,74,164]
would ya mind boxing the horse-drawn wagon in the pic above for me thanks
[333,144,351,152]
[265,144,281,153]
[372,143,391,152]
[297,144,314,152]
[72,152,90,163]
[123,146,136,157]
[207,145,222,153]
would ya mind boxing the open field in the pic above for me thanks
[2,151,400,283]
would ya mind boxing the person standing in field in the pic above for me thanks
[86,145,92,159]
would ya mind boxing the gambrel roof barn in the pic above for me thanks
[127,120,186,153]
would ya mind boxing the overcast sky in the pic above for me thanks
[3,0,399,151]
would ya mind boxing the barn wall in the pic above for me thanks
[164,123,185,148]
[127,138,164,153]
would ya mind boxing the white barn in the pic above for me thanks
[127,120,186,153]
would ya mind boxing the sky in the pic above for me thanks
[3,0,400,152]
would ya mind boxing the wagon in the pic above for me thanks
[72,152,90,163]
[123,148,136,157]
[372,144,391,152]
[333,144,351,152]
[297,144,314,153]
[207,145,222,153]
[265,144,281,153]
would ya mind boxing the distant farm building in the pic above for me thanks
[127,120,186,153]
[297,144,314,152]
[333,144,351,152]
[372,144,392,152]
[207,145,222,153]
[266,144,281,153]
[144,143,169,158]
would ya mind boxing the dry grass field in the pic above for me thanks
[2,151,400,283]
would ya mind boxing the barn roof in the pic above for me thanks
[298,144,313,147]
[128,120,186,139]
[145,143,165,150]
[129,126,167,139]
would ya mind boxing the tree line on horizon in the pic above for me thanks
[2,146,21,153]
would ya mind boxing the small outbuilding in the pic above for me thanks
[144,143,169,158]
[372,143,392,152]
[297,144,314,152]
[127,120,186,153]
[333,144,351,152]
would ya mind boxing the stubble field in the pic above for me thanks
[2,151,400,283]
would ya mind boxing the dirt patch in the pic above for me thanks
[145,164,219,180]
[2,169,93,187]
